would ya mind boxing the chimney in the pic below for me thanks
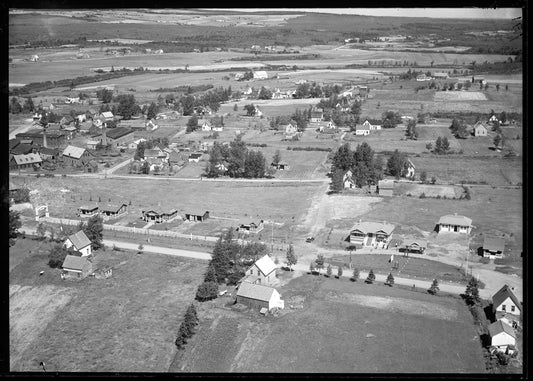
[42,127,48,148]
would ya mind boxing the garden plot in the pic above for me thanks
[434,91,487,101]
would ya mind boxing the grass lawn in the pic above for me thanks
[175,275,485,373]
[9,237,54,273]
[18,176,320,225]
[329,253,468,284]
[10,245,207,372]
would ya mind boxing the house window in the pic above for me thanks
[502,305,506,312]
[511,305,515,312]
[250,269,253,275]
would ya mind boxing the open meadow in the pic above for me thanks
[16,176,321,225]
[174,275,485,373]
[9,239,207,372]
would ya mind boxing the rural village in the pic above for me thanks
[6,8,524,374]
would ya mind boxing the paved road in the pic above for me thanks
[103,239,211,261]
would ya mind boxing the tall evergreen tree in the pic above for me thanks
[286,244,297,271]
[464,277,480,306]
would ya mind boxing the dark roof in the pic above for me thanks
[189,153,203,159]
[488,320,516,339]
[186,210,208,217]
[105,127,133,140]
[79,205,99,211]
[484,236,505,252]
[10,143,34,155]
[62,255,90,271]
[9,139,21,150]
[492,285,521,311]
[100,204,127,213]
[39,147,58,156]
[66,230,92,250]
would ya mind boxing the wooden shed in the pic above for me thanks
[62,255,93,279]
[236,282,284,311]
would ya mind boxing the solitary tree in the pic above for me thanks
[36,223,47,240]
[337,266,343,278]
[493,134,502,150]
[204,264,218,283]
[420,171,427,184]
[186,115,199,133]
[82,215,104,250]
[428,279,440,295]
[386,272,395,287]
[464,277,480,306]
[315,254,325,275]
[425,142,432,151]
[286,244,297,271]
[430,176,437,184]
[365,269,376,284]
[351,267,360,282]
[326,264,333,277]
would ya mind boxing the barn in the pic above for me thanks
[236,282,284,311]
[62,255,93,279]
[377,180,394,196]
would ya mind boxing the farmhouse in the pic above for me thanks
[349,221,395,248]
[355,123,371,136]
[284,121,298,135]
[236,282,284,311]
[243,254,277,285]
[488,115,499,124]
[472,121,488,137]
[185,210,209,222]
[492,285,521,328]
[237,219,264,234]
[310,109,324,123]
[100,203,128,220]
[483,236,505,259]
[271,161,289,170]
[343,170,355,189]
[141,209,179,223]
[199,119,212,131]
[9,153,42,170]
[403,238,428,254]
[438,213,472,234]
[488,320,516,353]
[319,121,337,132]
[253,70,268,80]
[363,120,381,131]
[62,255,93,279]
[406,159,416,178]
[64,230,92,257]
[188,153,203,163]
[78,205,99,218]
[433,72,449,80]
[377,179,394,196]
[62,145,93,167]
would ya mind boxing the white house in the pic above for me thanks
[253,70,268,80]
[284,122,298,135]
[492,285,521,327]
[128,138,147,150]
[488,320,516,353]
[310,110,324,123]
[343,170,355,189]
[199,119,212,131]
[473,121,488,137]
[254,106,263,117]
[437,214,472,234]
[406,159,415,178]
[236,282,284,311]
[362,120,381,131]
[355,123,370,136]
[64,230,92,257]
[488,115,499,124]
[243,254,277,286]
[349,221,395,248]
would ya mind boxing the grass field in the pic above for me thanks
[9,242,207,372]
[14,176,321,225]
[175,275,485,373]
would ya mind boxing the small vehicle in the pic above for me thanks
[305,236,315,243]
[219,289,227,296]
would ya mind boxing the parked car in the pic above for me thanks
[306,236,315,243]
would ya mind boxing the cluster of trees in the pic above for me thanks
[292,82,343,99]
[243,104,259,117]
[9,96,35,114]
[238,70,254,81]
[205,138,269,178]
[96,88,114,103]
[449,118,469,139]
[197,228,270,295]
[405,119,418,140]
[175,304,199,350]
[330,142,384,192]
[10,187,30,204]
[382,111,402,128]
[179,86,232,115]
[257,86,272,100]
[432,137,451,154]
[268,109,310,131]
[386,150,412,180]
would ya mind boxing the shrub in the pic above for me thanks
[365,269,376,284]
[419,193,426,199]
[195,281,218,302]
[479,257,491,264]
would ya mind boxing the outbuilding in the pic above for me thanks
[243,254,277,285]
[78,205,99,218]
[488,320,516,353]
[185,210,209,222]
[377,180,394,196]
[62,255,93,279]
[437,213,472,234]
[236,282,284,311]
[483,236,505,259]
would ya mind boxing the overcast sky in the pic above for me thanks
[208,8,522,19]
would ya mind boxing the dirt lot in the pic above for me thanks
[9,244,207,372]
[173,275,485,373]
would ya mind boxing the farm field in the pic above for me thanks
[9,243,207,372]
[175,275,485,373]
[15,176,321,225]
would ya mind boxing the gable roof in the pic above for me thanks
[105,127,133,140]
[79,204,99,211]
[11,143,34,155]
[100,204,127,213]
[438,214,472,226]
[63,145,87,159]
[12,153,42,165]
[404,238,428,248]
[186,209,208,217]
[251,254,277,276]
[101,111,114,119]
[236,281,277,302]
[350,221,395,235]
[66,230,92,250]
[484,236,505,252]
[9,139,21,150]
[488,320,516,339]
[492,285,521,311]
[62,255,90,271]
